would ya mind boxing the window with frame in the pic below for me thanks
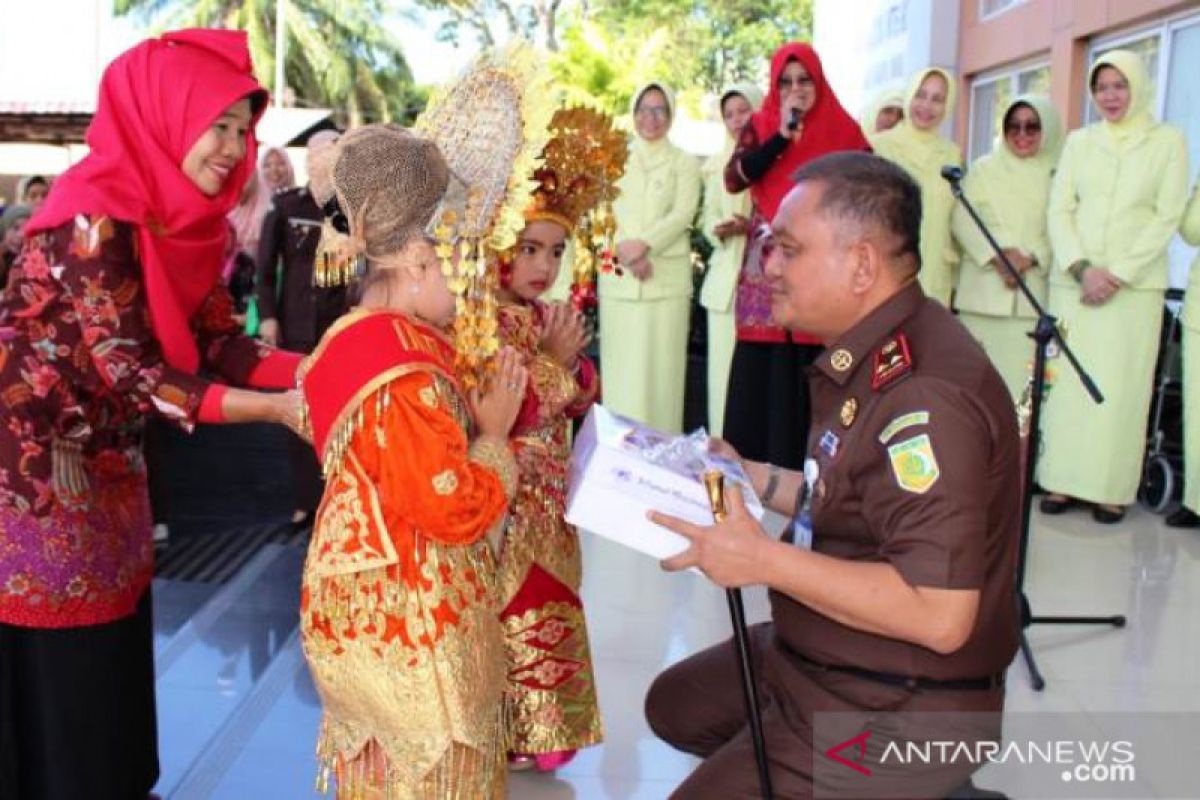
[967,61,1050,162]
[979,0,1025,20]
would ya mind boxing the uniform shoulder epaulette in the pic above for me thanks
[872,333,913,392]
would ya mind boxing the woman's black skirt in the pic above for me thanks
[722,339,824,471]
[0,591,159,800]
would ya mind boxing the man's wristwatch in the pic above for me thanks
[761,463,782,504]
[1068,259,1092,284]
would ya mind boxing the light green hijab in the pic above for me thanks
[860,86,906,137]
[871,67,959,171]
[994,94,1063,174]
[628,81,678,171]
[901,67,957,135]
[1089,49,1156,144]
[963,94,1062,261]
[710,82,765,167]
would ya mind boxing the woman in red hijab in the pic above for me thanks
[0,30,305,800]
[722,42,870,470]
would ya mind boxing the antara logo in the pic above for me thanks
[825,730,873,776]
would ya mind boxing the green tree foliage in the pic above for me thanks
[421,0,812,116]
[413,0,570,50]
[591,0,812,92]
[113,0,423,126]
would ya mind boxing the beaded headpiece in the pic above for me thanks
[415,43,555,387]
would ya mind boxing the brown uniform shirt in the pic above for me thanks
[771,281,1021,681]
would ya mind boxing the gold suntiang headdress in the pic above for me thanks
[415,42,555,387]
[522,106,628,311]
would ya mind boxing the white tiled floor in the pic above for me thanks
[153,505,1200,798]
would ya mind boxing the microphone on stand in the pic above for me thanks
[787,107,802,133]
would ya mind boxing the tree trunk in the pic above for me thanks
[544,0,563,51]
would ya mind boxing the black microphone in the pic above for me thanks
[940,165,964,184]
[788,107,802,132]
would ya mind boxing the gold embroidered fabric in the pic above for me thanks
[503,597,603,753]
[308,450,398,578]
[493,301,603,755]
[302,370,512,797]
[468,437,518,499]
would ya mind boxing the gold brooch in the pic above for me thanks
[840,397,858,428]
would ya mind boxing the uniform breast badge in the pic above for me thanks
[818,430,840,458]
[840,398,858,428]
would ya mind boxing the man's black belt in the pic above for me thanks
[785,646,1004,692]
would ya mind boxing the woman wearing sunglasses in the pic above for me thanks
[721,42,869,471]
[952,95,1063,400]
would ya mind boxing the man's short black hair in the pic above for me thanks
[791,151,922,271]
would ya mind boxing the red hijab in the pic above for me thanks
[29,29,267,373]
[750,43,870,220]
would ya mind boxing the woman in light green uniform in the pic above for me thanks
[1169,183,1200,528]
[601,82,702,433]
[1038,49,1189,523]
[699,82,762,436]
[953,94,1063,400]
[871,67,962,307]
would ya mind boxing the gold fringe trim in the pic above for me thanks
[315,708,508,799]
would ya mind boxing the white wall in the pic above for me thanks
[815,0,960,133]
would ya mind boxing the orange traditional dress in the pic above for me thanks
[299,309,517,799]
[496,300,603,759]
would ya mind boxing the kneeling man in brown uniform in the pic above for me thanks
[646,152,1021,799]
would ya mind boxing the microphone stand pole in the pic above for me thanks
[703,471,774,798]
[943,168,1125,692]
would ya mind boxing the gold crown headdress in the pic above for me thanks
[522,106,628,311]
[415,42,555,387]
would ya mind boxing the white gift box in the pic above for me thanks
[565,405,764,562]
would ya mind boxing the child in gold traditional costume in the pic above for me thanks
[492,107,626,771]
[298,48,553,800]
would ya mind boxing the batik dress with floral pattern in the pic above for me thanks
[495,300,604,755]
[0,216,289,629]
